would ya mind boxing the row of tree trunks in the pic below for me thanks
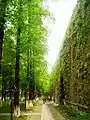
[0,0,37,118]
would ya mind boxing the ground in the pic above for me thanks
[0,100,90,120]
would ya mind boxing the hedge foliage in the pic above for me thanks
[51,0,90,111]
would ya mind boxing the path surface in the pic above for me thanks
[48,103,66,120]
[41,103,54,120]
[22,101,42,120]
[24,101,55,120]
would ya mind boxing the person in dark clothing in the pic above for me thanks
[43,96,46,104]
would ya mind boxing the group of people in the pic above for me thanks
[42,95,52,104]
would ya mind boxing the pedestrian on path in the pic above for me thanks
[42,96,46,104]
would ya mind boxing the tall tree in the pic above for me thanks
[0,0,8,93]
[14,0,22,116]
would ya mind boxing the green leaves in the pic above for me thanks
[50,0,90,109]
[1,0,50,99]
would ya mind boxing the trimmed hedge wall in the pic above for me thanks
[54,0,90,111]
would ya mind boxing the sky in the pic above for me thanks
[45,0,77,72]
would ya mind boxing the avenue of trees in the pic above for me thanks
[50,0,90,112]
[0,0,51,117]
[0,0,90,118]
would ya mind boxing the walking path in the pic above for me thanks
[48,103,66,120]
[0,113,10,115]
[41,103,54,120]
[22,101,42,120]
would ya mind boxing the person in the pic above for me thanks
[43,96,46,104]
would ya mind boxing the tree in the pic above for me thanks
[1,0,49,116]
[0,0,9,99]
[14,0,23,116]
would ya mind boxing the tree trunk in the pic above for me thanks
[25,93,26,109]
[32,48,35,99]
[0,21,4,79]
[29,61,34,107]
[0,1,8,101]
[27,49,30,109]
[2,70,5,101]
[14,24,21,117]
[29,50,35,107]
[60,74,65,105]
[28,1,34,107]
[0,1,6,75]
[24,91,28,109]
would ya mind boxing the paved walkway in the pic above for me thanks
[0,113,10,116]
[41,103,54,120]
[48,103,66,120]
[22,101,42,120]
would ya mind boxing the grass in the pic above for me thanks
[0,101,36,113]
[0,115,27,120]
[0,115,10,120]
[20,102,36,113]
[0,100,41,120]
[48,104,90,120]
[0,103,10,113]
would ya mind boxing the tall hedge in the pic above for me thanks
[53,0,90,111]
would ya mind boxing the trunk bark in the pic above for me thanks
[60,74,65,105]
[26,49,30,109]
[32,48,35,99]
[0,1,8,100]
[2,68,7,102]
[28,1,34,106]
[24,91,27,109]
[29,58,34,104]
[2,70,5,101]
[14,24,21,117]
[0,1,6,76]
[14,1,22,116]
[29,63,34,107]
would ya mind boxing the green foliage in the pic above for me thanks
[1,0,50,102]
[0,116,27,120]
[50,0,90,111]
[0,103,10,113]
[48,104,90,120]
